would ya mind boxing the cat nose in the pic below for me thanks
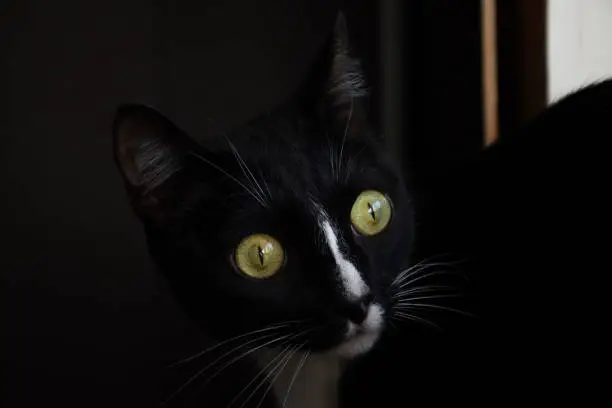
[343,293,373,325]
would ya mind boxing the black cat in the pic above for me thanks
[114,14,419,408]
[113,13,609,408]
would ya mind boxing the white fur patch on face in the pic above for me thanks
[315,207,384,358]
[336,303,384,358]
[319,216,367,300]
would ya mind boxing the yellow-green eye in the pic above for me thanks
[235,234,284,279]
[350,190,392,236]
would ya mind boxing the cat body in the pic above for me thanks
[113,13,610,408]
[341,79,612,407]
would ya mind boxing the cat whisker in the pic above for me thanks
[392,285,457,299]
[391,254,463,286]
[391,254,449,282]
[343,145,367,184]
[258,167,273,200]
[281,348,310,408]
[228,343,294,408]
[391,259,431,286]
[167,321,303,369]
[188,327,315,403]
[326,132,336,180]
[394,293,464,304]
[396,269,461,291]
[393,268,440,290]
[392,261,444,287]
[224,136,268,204]
[395,303,475,318]
[396,264,467,290]
[231,150,266,204]
[188,151,266,207]
[253,344,303,408]
[162,332,289,405]
[391,312,442,331]
[393,260,462,288]
[336,97,354,181]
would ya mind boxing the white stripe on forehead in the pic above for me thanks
[316,208,368,301]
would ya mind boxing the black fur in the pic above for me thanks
[113,13,610,408]
[340,79,611,407]
[114,15,416,407]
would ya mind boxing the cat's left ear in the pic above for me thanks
[113,104,190,223]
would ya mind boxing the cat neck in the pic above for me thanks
[254,348,345,408]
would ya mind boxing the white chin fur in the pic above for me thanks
[335,303,384,359]
[335,330,381,358]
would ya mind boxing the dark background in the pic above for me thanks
[0,1,546,406]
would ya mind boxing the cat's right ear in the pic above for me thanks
[113,104,187,223]
[310,12,373,139]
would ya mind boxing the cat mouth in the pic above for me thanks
[335,303,384,358]
[336,329,381,358]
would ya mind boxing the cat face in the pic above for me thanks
[113,17,414,358]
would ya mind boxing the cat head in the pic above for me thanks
[113,15,415,359]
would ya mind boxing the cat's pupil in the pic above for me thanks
[367,202,376,221]
[257,246,265,267]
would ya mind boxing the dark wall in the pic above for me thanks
[0,1,341,406]
[403,0,484,178]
